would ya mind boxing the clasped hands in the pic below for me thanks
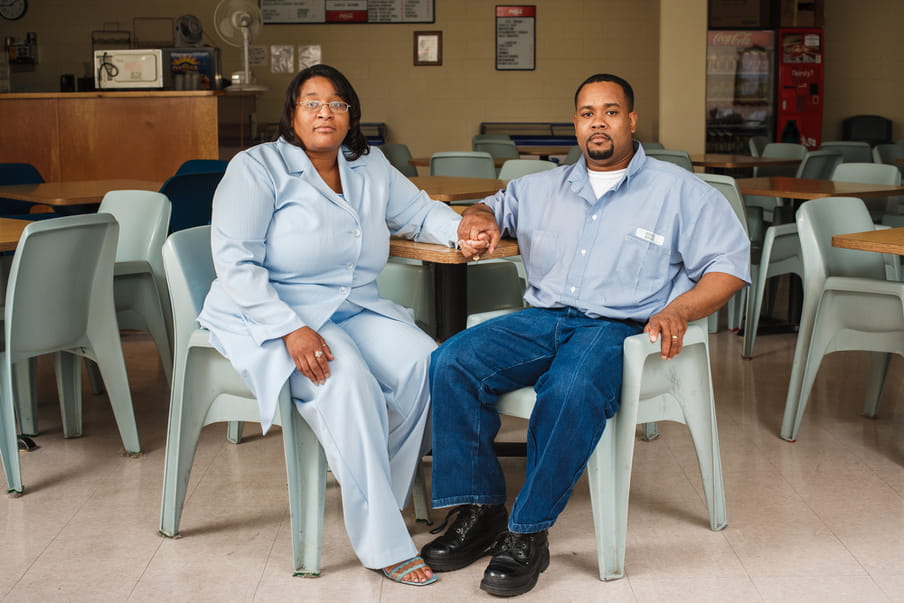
[457,204,501,260]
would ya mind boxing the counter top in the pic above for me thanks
[0,90,221,99]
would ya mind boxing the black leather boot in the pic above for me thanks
[420,504,509,572]
[480,530,550,597]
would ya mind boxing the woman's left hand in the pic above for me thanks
[282,326,334,385]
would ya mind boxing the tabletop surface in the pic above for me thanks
[735,176,904,200]
[691,154,802,168]
[0,179,162,205]
[409,176,505,202]
[390,237,519,263]
[832,227,904,255]
[0,217,31,252]
[516,145,573,156]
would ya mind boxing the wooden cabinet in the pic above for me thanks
[0,91,220,182]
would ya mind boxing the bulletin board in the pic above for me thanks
[495,5,535,71]
[260,0,434,24]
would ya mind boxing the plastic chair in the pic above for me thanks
[174,159,228,175]
[497,159,556,182]
[639,141,664,150]
[644,149,693,171]
[745,142,807,224]
[472,134,513,146]
[699,174,751,333]
[159,171,224,233]
[842,115,892,147]
[748,135,769,157]
[376,261,436,337]
[429,152,497,179]
[563,145,583,165]
[466,260,525,328]
[380,143,418,177]
[796,149,843,180]
[831,162,902,220]
[782,196,904,441]
[158,227,432,572]
[0,162,49,216]
[98,190,174,383]
[473,139,520,160]
[158,225,328,575]
[819,141,874,164]
[1,214,140,495]
[495,318,725,580]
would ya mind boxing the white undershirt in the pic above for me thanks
[587,167,628,199]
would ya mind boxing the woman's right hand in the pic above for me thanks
[282,326,334,385]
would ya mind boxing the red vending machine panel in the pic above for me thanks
[777,28,824,149]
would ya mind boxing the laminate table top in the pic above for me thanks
[409,176,505,202]
[691,154,802,169]
[735,177,904,200]
[0,179,162,206]
[832,227,904,255]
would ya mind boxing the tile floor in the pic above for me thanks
[1,327,902,602]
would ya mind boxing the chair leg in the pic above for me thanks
[12,358,38,436]
[226,420,244,444]
[280,389,327,577]
[412,461,431,523]
[861,352,890,418]
[88,334,140,454]
[85,359,105,395]
[641,422,660,441]
[586,423,622,580]
[0,357,23,494]
[55,352,83,438]
[743,263,766,358]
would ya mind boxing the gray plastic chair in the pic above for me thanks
[430,151,496,179]
[782,196,904,441]
[466,260,526,328]
[376,261,436,337]
[472,134,513,146]
[644,149,693,171]
[1,214,139,495]
[820,141,873,163]
[748,135,769,157]
[639,141,664,150]
[832,162,902,219]
[796,149,843,180]
[872,143,904,168]
[380,143,418,177]
[745,142,808,224]
[494,318,725,580]
[158,226,328,575]
[563,145,583,165]
[473,139,520,160]
[98,190,173,383]
[497,159,557,182]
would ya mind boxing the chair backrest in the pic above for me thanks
[380,143,418,177]
[639,141,664,150]
[430,152,496,178]
[819,141,874,163]
[563,145,583,165]
[748,136,769,157]
[497,159,557,182]
[831,162,902,186]
[174,159,229,175]
[98,190,172,265]
[795,149,843,180]
[645,149,693,171]
[0,162,44,185]
[159,171,225,233]
[796,197,887,286]
[699,174,749,238]
[4,214,118,360]
[756,142,807,177]
[873,143,904,166]
[472,139,520,159]
[472,134,512,148]
[162,226,216,355]
[467,261,524,315]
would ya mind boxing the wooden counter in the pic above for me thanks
[0,91,220,182]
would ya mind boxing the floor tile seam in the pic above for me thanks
[124,533,167,602]
[253,504,291,600]
[180,436,231,506]
[868,574,897,603]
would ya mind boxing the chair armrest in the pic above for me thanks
[823,276,904,297]
[114,260,153,277]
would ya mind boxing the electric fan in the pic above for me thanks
[214,0,268,92]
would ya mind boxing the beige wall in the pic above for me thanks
[822,0,903,141]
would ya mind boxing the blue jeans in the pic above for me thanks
[429,307,642,533]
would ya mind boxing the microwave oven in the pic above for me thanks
[94,49,163,90]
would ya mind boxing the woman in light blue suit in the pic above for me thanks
[199,65,461,586]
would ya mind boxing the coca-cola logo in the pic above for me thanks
[711,31,752,47]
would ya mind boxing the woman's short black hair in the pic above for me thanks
[574,73,635,112]
[275,64,369,160]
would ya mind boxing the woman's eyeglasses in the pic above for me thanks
[297,100,351,113]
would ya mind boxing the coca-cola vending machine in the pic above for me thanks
[706,30,775,154]
[776,28,824,149]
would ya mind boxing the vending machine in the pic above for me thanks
[776,28,824,149]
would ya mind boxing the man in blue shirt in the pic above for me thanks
[421,74,750,597]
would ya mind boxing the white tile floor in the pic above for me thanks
[1,327,902,602]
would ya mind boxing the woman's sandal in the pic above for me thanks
[382,555,438,586]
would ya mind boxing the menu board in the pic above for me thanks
[261,0,434,24]
[495,5,535,71]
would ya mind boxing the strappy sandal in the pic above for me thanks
[382,555,438,586]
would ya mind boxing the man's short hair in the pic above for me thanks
[574,74,635,112]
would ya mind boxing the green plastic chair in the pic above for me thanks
[745,142,808,224]
[380,143,418,177]
[376,261,436,337]
[494,317,725,580]
[466,260,525,328]
[748,135,769,157]
[644,148,694,171]
[429,151,496,179]
[639,141,664,150]
[497,159,556,182]
[473,139,520,160]
[797,149,843,180]
[1,214,140,495]
[782,196,904,441]
[819,140,873,163]
[563,145,583,165]
[832,162,902,219]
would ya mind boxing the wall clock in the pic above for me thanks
[1,0,28,21]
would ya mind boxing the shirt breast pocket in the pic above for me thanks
[617,234,672,297]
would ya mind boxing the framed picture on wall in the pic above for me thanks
[414,31,442,66]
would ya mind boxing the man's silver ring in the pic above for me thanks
[314,350,324,358]
[671,335,679,340]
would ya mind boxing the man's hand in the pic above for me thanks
[457,204,501,260]
[282,326,334,385]
[644,306,690,360]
